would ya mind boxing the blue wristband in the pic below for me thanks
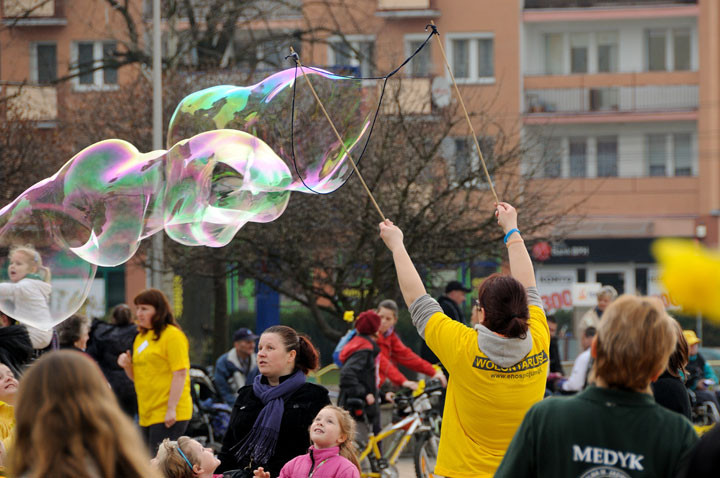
[503,228,520,244]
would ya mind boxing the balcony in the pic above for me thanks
[524,0,697,22]
[380,78,431,115]
[375,0,440,18]
[4,85,58,122]
[525,0,696,8]
[524,84,697,123]
[2,0,66,25]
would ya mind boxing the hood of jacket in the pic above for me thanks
[338,334,377,363]
[474,323,533,369]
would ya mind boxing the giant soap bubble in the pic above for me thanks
[0,129,295,328]
[0,64,387,330]
[168,67,375,194]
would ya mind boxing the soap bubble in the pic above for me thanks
[167,67,376,194]
[0,129,292,328]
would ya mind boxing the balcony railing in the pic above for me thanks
[2,0,66,25]
[524,0,696,8]
[525,84,697,115]
[376,0,439,18]
[4,85,57,121]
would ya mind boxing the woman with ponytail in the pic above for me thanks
[216,325,331,477]
[379,202,550,478]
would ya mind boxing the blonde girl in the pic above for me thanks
[9,350,160,478]
[254,405,360,478]
[0,245,53,348]
[153,436,222,478]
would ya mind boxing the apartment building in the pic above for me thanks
[0,0,147,308]
[304,0,716,311]
[522,0,706,309]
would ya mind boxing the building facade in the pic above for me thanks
[302,0,715,312]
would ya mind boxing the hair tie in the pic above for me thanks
[175,444,194,470]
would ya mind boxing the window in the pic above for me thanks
[329,37,374,77]
[543,31,619,75]
[673,29,691,71]
[673,133,692,176]
[448,34,495,83]
[477,38,494,78]
[73,41,119,89]
[544,33,564,75]
[647,30,667,71]
[32,43,57,84]
[543,138,562,178]
[569,137,587,178]
[570,33,589,74]
[451,136,495,185]
[647,134,667,176]
[452,39,469,78]
[597,136,618,177]
[453,137,472,182]
[405,36,431,77]
[597,32,618,73]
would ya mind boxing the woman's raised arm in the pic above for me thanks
[378,220,427,308]
[496,202,536,289]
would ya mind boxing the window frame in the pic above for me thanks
[71,40,120,91]
[30,41,58,85]
[404,33,433,78]
[327,34,376,78]
[445,32,495,85]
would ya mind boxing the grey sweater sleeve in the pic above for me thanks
[408,294,443,339]
[526,286,542,309]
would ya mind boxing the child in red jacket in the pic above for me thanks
[376,299,447,389]
[338,310,382,439]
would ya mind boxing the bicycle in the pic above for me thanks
[346,379,443,478]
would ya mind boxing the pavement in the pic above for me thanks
[395,457,415,476]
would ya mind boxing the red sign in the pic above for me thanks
[532,242,552,261]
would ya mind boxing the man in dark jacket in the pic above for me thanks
[421,280,471,365]
[339,310,382,439]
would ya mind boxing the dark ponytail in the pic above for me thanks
[263,325,320,375]
[477,274,529,339]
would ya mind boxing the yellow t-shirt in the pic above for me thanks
[132,325,193,427]
[0,401,14,451]
[425,305,549,477]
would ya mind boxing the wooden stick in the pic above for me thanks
[430,21,499,203]
[289,47,386,221]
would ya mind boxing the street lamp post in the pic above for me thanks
[150,0,164,291]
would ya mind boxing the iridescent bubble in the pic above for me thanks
[0,129,292,328]
[167,67,375,194]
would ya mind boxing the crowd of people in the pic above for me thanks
[0,202,717,477]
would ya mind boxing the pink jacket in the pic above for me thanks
[279,446,360,478]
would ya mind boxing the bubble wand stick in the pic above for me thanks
[427,21,499,204]
[289,47,386,221]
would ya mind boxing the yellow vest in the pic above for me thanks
[425,305,549,477]
[133,325,193,426]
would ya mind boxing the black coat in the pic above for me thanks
[216,378,330,476]
[86,319,138,417]
[652,370,692,420]
[338,335,380,421]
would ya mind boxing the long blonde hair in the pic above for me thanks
[154,437,196,478]
[318,405,361,471]
[9,350,160,478]
[9,245,51,282]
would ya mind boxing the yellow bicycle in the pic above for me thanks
[348,379,443,478]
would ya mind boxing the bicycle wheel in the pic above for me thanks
[414,433,440,478]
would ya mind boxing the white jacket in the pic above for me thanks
[0,278,53,345]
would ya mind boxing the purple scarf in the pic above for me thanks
[233,369,306,465]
